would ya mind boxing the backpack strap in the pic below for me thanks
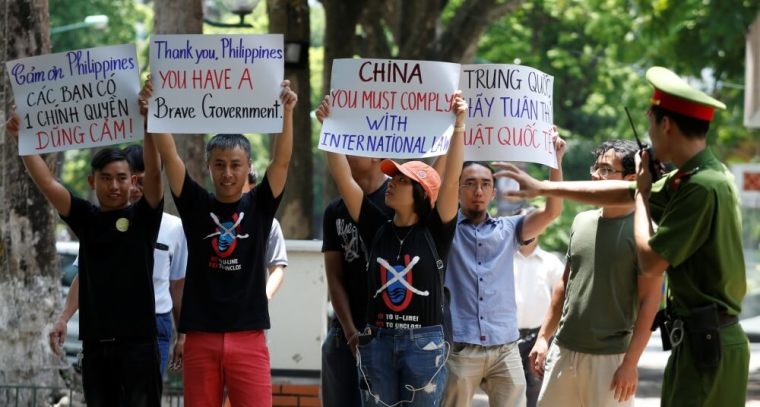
[421,226,445,274]
[365,220,391,272]
[422,225,453,343]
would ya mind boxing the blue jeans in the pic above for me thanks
[321,323,361,406]
[357,325,448,406]
[155,312,173,377]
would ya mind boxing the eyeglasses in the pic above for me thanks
[460,181,494,191]
[589,166,625,178]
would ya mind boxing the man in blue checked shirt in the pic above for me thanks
[442,134,564,407]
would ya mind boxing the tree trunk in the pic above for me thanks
[318,0,366,211]
[430,0,524,63]
[153,0,205,215]
[267,0,313,238]
[0,0,66,397]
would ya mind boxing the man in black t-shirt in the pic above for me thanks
[148,81,297,405]
[6,114,164,407]
[320,156,391,407]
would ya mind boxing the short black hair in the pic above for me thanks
[650,105,710,139]
[592,140,639,176]
[122,144,144,173]
[461,161,495,182]
[206,133,252,162]
[91,148,129,174]
[411,181,432,221]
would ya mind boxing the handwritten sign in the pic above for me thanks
[148,34,284,134]
[319,58,460,159]
[460,64,556,167]
[6,44,143,155]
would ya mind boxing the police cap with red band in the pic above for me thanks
[646,66,726,121]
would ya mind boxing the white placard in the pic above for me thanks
[318,58,460,158]
[6,44,143,155]
[460,64,557,168]
[148,34,284,134]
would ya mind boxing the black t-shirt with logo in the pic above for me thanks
[62,194,162,341]
[358,198,456,329]
[322,179,391,329]
[174,170,280,332]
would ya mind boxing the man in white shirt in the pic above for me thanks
[244,167,288,300]
[514,209,565,407]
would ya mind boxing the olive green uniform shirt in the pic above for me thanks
[555,209,639,354]
[648,148,745,316]
[645,148,749,407]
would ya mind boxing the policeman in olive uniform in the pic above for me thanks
[633,66,749,406]
[490,66,749,405]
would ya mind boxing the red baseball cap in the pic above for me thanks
[380,160,440,207]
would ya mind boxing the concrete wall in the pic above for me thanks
[268,240,326,372]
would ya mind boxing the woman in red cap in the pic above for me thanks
[319,91,466,406]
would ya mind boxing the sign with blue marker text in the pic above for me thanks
[460,64,556,167]
[148,34,284,134]
[319,58,460,158]
[6,44,143,155]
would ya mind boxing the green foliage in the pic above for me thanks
[61,149,92,198]
[478,0,760,252]
[49,0,150,53]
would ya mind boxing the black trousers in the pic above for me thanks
[82,339,162,407]
[517,328,542,407]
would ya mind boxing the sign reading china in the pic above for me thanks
[460,64,557,168]
[148,34,284,134]
[6,44,143,155]
[318,58,460,159]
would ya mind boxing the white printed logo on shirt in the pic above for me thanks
[204,211,249,258]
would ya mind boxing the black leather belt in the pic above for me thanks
[518,327,540,339]
[719,313,739,328]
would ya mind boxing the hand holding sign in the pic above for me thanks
[453,90,468,129]
[139,76,154,119]
[279,80,298,112]
[5,111,21,144]
[550,126,566,165]
[315,94,336,125]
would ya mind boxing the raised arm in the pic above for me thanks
[317,95,364,221]
[139,79,186,196]
[529,261,570,379]
[6,112,71,216]
[142,133,163,208]
[436,92,467,223]
[634,150,669,276]
[266,80,298,199]
[514,130,566,241]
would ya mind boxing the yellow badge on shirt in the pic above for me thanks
[115,218,129,232]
